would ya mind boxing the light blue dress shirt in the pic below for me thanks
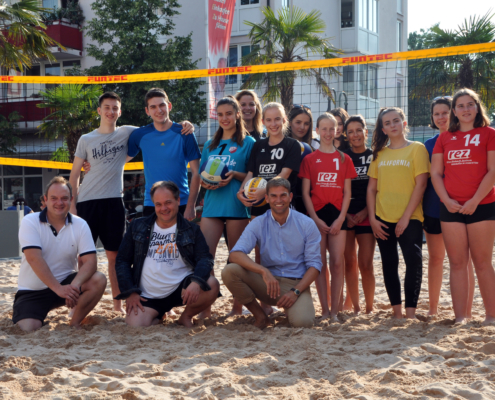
[231,209,322,279]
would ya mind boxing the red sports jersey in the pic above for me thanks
[433,126,495,205]
[299,150,357,212]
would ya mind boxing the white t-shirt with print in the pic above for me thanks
[18,211,96,291]
[139,223,193,299]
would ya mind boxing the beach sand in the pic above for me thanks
[1,240,495,399]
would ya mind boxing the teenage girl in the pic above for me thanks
[237,102,301,314]
[287,105,316,214]
[367,107,429,319]
[343,115,376,314]
[235,90,265,142]
[329,108,351,151]
[200,96,255,317]
[300,112,356,321]
[424,97,475,317]
[431,88,495,325]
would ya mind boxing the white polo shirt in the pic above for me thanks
[17,209,96,291]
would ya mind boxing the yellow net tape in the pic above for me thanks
[1,42,494,84]
[1,42,494,171]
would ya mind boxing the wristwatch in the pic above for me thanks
[290,288,301,296]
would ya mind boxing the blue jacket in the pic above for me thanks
[115,212,214,300]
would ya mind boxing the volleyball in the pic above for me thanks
[200,157,229,186]
[299,140,313,159]
[243,177,267,207]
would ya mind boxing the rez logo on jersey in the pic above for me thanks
[318,172,337,183]
[259,164,276,174]
[448,149,471,160]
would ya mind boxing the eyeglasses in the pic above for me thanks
[293,104,311,110]
[433,96,453,101]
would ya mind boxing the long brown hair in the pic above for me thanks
[209,96,247,151]
[316,113,345,162]
[235,90,263,135]
[448,88,491,133]
[287,106,313,146]
[329,108,350,151]
[371,107,409,160]
[429,97,452,130]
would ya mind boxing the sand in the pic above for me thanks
[1,241,495,399]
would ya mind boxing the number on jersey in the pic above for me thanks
[464,134,480,147]
[359,155,372,164]
[271,148,284,160]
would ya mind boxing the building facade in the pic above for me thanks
[0,0,407,211]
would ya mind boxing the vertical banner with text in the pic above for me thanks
[208,0,236,119]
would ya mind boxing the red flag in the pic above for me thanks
[208,0,236,119]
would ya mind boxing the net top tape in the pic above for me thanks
[1,42,494,84]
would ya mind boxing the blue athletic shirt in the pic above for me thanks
[128,122,201,207]
[423,133,440,218]
[201,136,255,218]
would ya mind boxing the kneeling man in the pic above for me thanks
[115,181,219,327]
[223,178,321,328]
[13,177,106,332]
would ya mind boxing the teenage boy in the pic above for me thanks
[127,88,201,220]
[13,177,106,332]
[69,92,135,313]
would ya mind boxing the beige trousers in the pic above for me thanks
[222,263,315,328]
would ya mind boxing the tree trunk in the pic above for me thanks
[280,77,295,115]
[458,58,474,89]
[66,131,80,163]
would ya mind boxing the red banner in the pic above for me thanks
[208,0,236,119]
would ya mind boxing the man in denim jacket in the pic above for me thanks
[115,181,219,327]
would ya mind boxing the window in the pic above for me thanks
[397,21,403,51]
[240,0,259,5]
[43,0,58,9]
[45,63,61,90]
[359,65,378,99]
[226,47,238,85]
[241,45,254,83]
[343,66,354,94]
[62,60,81,75]
[397,0,403,14]
[359,0,378,33]
[282,0,289,6]
[341,0,354,28]
[397,81,403,108]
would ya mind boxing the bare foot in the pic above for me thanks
[353,307,361,315]
[198,309,212,319]
[329,315,339,323]
[319,311,331,320]
[177,314,195,328]
[113,300,124,313]
[68,308,75,318]
[428,309,438,317]
[167,309,177,317]
[454,318,467,326]
[392,313,404,319]
[226,308,244,317]
[261,303,274,315]
[482,316,495,326]
[253,316,270,330]
[365,308,375,315]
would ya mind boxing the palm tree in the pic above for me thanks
[0,0,62,71]
[241,6,341,113]
[37,84,102,162]
[411,12,495,109]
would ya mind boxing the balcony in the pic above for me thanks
[45,20,83,60]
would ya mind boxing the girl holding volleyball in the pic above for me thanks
[343,115,376,314]
[431,88,495,325]
[424,96,474,317]
[300,112,356,321]
[200,96,255,316]
[367,107,429,319]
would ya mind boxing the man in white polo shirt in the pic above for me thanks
[12,176,107,332]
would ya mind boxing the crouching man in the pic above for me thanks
[13,177,106,332]
[115,181,219,327]
[222,178,322,329]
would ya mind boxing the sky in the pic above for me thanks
[408,0,495,34]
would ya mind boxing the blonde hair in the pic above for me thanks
[316,112,345,162]
[262,102,288,136]
[235,90,263,135]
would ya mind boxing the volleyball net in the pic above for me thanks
[0,42,494,171]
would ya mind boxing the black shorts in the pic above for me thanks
[12,272,78,324]
[77,198,125,252]
[347,224,373,235]
[316,203,348,230]
[423,214,442,234]
[250,203,270,217]
[293,196,307,215]
[439,202,495,225]
[143,204,186,217]
[140,275,192,319]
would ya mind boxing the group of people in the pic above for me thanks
[11,85,495,332]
